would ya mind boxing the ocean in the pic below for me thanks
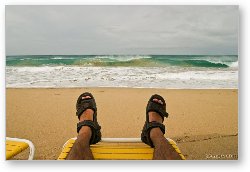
[6,55,238,88]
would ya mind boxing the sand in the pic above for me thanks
[6,88,238,160]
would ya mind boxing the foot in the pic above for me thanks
[78,95,94,135]
[76,92,102,145]
[66,95,95,160]
[149,98,164,123]
[141,94,168,147]
[79,95,94,121]
[149,98,165,139]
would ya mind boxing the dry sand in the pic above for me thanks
[6,88,238,160]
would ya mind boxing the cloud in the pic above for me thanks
[6,5,238,55]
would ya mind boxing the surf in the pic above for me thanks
[6,55,238,68]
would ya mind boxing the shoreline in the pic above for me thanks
[6,88,238,160]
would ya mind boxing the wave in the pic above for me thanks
[72,57,158,67]
[179,59,231,68]
[191,56,238,68]
[207,60,238,68]
[6,55,238,68]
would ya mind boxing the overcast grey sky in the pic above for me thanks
[6,5,238,55]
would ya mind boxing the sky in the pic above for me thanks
[6,5,238,55]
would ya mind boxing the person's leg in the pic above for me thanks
[149,99,182,160]
[66,96,94,160]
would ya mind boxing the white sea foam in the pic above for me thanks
[6,66,238,88]
[51,56,75,60]
[228,61,239,68]
[94,55,152,61]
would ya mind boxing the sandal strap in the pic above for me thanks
[77,120,101,144]
[141,121,166,148]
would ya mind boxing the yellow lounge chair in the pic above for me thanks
[58,137,185,160]
[6,137,35,160]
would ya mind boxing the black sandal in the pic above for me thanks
[141,94,169,147]
[76,92,101,144]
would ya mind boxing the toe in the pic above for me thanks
[158,99,163,105]
[82,95,91,99]
[153,98,158,103]
[153,98,163,105]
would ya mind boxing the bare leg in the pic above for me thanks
[149,104,182,160]
[66,108,94,160]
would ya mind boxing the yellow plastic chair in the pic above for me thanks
[58,137,185,160]
[6,137,35,160]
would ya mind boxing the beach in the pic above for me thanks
[6,88,238,160]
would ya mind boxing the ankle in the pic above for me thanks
[148,112,165,144]
[78,126,92,136]
[77,126,92,145]
[149,128,165,145]
[150,127,164,138]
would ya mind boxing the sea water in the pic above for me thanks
[6,55,238,88]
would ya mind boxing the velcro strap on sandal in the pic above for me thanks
[146,101,168,121]
[76,99,97,119]
[141,121,166,148]
[147,121,165,134]
[77,120,101,144]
